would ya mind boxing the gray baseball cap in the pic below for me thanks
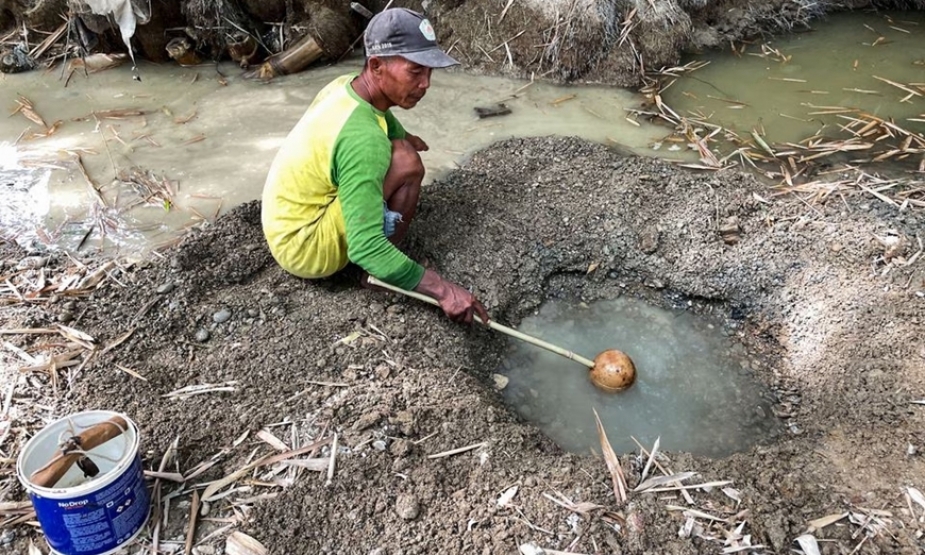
[364,8,459,68]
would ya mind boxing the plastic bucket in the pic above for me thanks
[16,411,150,555]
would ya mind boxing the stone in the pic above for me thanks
[58,312,74,323]
[195,329,211,342]
[644,278,665,289]
[394,410,415,435]
[372,440,388,451]
[639,228,659,254]
[246,309,259,318]
[389,439,413,458]
[392,457,410,472]
[492,374,509,390]
[353,411,382,431]
[719,216,741,245]
[369,549,388,555]
[16,256,46,270]
[213,308,232,323]
[395,493,420,521]
[156,282,176,294]
[375,364,391,380]
[0,528,14,545]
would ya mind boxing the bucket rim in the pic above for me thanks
[16,410,139,496]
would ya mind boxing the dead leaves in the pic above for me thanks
[593,408,627,505]
[11,95,46,128]
[225,532,268,555]
[11,95,65,141]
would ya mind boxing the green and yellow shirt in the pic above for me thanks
[261,74,425,290]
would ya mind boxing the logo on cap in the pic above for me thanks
[419,19,436,41]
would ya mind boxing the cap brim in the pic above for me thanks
[401,48,459,69]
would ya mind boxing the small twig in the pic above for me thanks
[325,433,338,486]
[413,431,439,445]
[427,442,487,459]
[184,490,199,555]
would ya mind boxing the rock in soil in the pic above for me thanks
[212,308,232,323]
[395,494,420,521]
[156,282,175,294]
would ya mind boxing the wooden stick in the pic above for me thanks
[366,277,595,368]
[428,442,487,459]
[31,416,128,488]
[325,433,337,486]
[184,490,199,555]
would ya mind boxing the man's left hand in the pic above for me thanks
[406,134,429,152]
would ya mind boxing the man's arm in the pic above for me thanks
[334,126,425,290]
[385,110,427,151]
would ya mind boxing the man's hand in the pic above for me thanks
[415,269,489,325]
[405,134,429,152]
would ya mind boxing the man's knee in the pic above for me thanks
[391,139,424,181]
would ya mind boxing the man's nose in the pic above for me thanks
[420,71,431,89]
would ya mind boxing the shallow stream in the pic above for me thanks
[1,60,658,253]
[663,12,925,146]
[498,298,782,457]
[1,11,922,254]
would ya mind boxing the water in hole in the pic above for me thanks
[498,297,782,457]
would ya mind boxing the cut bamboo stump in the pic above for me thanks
[243,5,355,81]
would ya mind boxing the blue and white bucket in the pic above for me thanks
[16,411,150,555]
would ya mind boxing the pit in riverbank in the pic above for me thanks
[6,136,924,554]
[497,295,782,457]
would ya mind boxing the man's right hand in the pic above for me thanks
[415,269,490,325]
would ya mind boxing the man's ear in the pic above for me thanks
[368,56,385,75]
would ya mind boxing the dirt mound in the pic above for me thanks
[3,137,921,553]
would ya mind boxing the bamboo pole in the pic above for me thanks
[366,276,595,368]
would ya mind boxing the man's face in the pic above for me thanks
[372,56,433,109]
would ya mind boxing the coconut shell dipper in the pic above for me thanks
[30,416,128,488]
[367,277,637,392]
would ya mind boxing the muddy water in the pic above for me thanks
[1,60,659,254]
[498,298,781,457]
[662,11,925,146]
[3,12,921,255]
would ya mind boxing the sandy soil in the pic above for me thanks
[2,137,925,554]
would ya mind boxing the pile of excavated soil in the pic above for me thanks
[3,137,925,553]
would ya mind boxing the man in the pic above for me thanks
[262,8,489,324]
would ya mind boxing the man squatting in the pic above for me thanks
[262,8,489,324]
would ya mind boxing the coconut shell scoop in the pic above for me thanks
[366,277,637,393]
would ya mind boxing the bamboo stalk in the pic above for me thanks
[366,276,595,368]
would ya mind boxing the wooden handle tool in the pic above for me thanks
[30,416,128,488]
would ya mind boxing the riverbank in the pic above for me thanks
[2,136,924,553]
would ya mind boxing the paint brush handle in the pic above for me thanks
[367,276,595,369]
[31,416,128,488]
